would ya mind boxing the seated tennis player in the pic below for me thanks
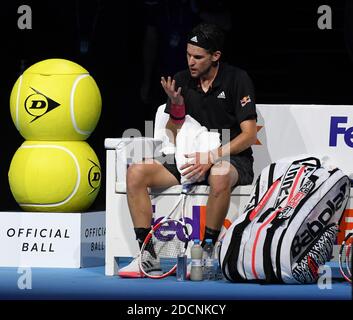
[119,23,257,278]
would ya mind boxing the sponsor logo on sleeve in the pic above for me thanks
[240,95,251,107]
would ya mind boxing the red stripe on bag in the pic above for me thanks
[251,166,306,279]
[249,179,281,221]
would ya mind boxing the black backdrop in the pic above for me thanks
[1,0,353,211]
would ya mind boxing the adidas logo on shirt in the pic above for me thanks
[217,91,226,99]
[190,36,198,43]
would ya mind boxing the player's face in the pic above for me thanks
[187,44,215,78]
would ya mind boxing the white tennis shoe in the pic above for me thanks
[118,254,162,278]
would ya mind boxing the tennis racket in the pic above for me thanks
[139,184,193,279]
[338,232,352,283]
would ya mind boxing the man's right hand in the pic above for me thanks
[161,76,184,105]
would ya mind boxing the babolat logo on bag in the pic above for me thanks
[292,224,338,283]
[291,183,347,259]
[220,156,350,284]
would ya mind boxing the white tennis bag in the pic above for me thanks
[220,156,350,284]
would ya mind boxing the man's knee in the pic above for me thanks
[126,163,149,189]
[209,162,238,196]
[209,175,232,197]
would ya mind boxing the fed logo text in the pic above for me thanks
[329,116,353,148]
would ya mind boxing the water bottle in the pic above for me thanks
[203,239,215,281]
[214,240,224,280]
[190,239,203,281]
[176,253,187,281]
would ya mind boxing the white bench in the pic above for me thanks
[104,136,252,275]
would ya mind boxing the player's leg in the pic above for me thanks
[204,155,254,245]
[204,161,238,245]
[127,160,179,229]
[119,158,179,277]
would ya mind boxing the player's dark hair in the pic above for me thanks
[188,23,225,53]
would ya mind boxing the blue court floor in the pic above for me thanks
[0,261,351,301]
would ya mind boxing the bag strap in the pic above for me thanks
[292,156,321,168]
[250,165,307,280]
[262,171,319,282]
[222,178,281,282]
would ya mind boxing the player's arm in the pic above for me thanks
[161,76,185,144]
[211,70,257,160]
[165,118,182,145]
[181,119,257,181]
[211,119,257,161]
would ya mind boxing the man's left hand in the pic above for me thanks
[180,151,213,182]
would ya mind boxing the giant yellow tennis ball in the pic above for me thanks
[10,58,101,140]
[8,141,101,212]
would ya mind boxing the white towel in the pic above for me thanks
[153,105,176,155]
[175,115,221,184]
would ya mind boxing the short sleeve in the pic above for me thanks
[235,71,257,123]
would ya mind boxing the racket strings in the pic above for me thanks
[346,243,352,277]
[140,221,187,277]
[140,187,192,278]
[339,233,352,283]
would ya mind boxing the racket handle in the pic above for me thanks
[182,184,193,194]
